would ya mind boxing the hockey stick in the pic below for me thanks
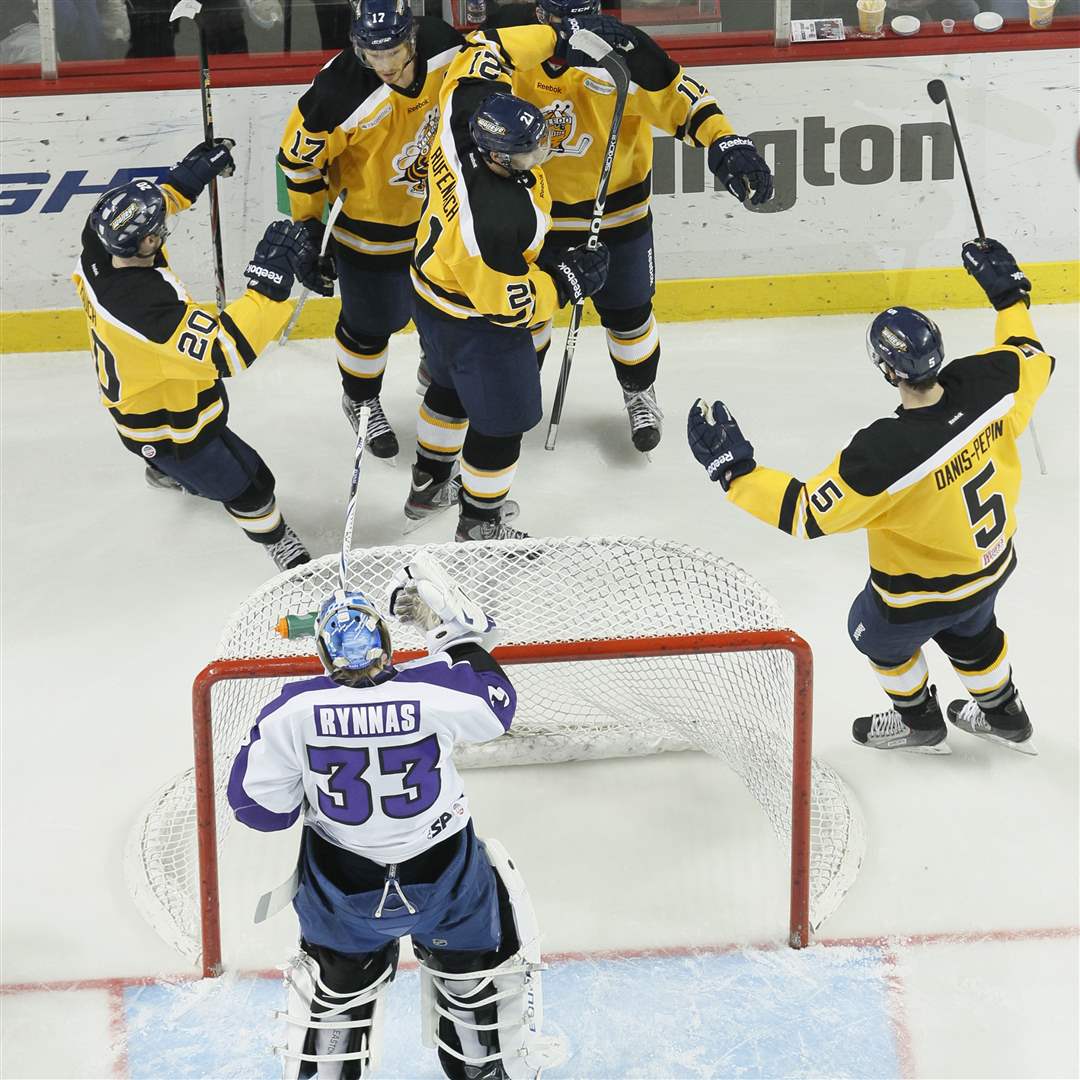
[339,404,372,591]
[544,29,630,452]
[279,188,348,345]
[926,79,1047,476]
[170,0,227,313]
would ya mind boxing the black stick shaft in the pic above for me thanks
[196,21,228,311]
[940,90,985,240]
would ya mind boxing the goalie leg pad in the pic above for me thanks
[278,939,398,1080]
[416,839,567,1080]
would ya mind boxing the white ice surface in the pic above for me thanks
[2,308,1077,1077]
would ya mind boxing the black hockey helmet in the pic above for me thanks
[351,0,415,61]
[536,0,600,22]
[89,180,170,258]
[866,306,945,386]
[469,93,551,178]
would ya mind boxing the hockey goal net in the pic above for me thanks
[125,536,864,976]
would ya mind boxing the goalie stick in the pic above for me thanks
[545,29,631,452]
[279,188,349,345]
[339,403,372,592]
[170,0,227,313]
[926,79,1047,476]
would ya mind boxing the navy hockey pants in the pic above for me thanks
[412,299,542,437]
[293,822,502,955]
[336,256,414,341]
[144,427,273,504]
[847,581,1002,666]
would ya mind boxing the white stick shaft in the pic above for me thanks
[1029,419,1048,476]
[339,406,371,591]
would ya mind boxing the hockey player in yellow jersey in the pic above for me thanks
[468,1,773,452]
[406,31,610,541]
[73,141,323,572]
[689,239,1050,755]
[277,0,464,459]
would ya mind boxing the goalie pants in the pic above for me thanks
[293,821,502,956]
[335,254,415,402]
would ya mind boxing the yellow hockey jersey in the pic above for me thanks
[479,17,735,241]
[410,30,560,328]
[277,17,464,267]
[71,184,291,459]
[727,303,1054,622]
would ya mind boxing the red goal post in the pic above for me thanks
[125,537,864,977]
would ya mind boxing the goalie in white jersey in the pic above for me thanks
[228,555,565,1079]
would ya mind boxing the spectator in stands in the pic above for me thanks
[55,0,130,59]
[0,0,41,65]
[126,0,248,58]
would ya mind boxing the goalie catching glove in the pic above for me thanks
[388,553,498,654]
[687,398,756,491]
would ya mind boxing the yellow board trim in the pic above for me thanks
[4,261,1076,355]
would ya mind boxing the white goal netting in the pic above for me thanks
[125,536,864,967]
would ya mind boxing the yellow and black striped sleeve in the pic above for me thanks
[991,302,1054,438]
[726,438,892,540]
[620,28,734,148]
[277,55,355,223]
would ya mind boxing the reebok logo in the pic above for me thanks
[246,264,284,284]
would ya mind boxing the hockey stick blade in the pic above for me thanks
[926,78,947,104]
[279,188,349,345]
[568,27,613,62]
[169,0,202,21]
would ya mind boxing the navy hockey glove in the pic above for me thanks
[708,135,773,207]
[296,218,337,297]
[961,238,1031,310]
[542,243,610,307]
[244,220,316,302]
[687,398,756,490]
[556,15,636,64]
[166,138,236,202]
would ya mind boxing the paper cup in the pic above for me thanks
[941,18,955,32]
[856,0,886,37]
[1028,0,1056,28]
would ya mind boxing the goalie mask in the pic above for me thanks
[315,589,393,686]
[866,306,945,387]
[89,180,171,258]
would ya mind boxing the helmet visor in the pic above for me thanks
[508,126,552,172]
[357,36,415,79]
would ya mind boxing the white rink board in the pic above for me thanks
[1,48,1077,310]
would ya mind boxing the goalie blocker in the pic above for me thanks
[227,555,565,1078]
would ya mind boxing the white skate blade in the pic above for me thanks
[964,729,1038,756]
[851,735,952,755]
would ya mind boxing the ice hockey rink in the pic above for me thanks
[2,307,1077,1078]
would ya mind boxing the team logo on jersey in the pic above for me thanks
[390,107,439,199]
[488,685,511,709]
[543,100,592,158]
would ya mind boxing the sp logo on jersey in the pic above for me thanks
[543,100,592,158]
[488,685,511,709]
[391,107,439,199]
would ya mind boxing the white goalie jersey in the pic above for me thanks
[227,648,516,863]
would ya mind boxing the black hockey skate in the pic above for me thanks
[455,510,529,543]
[265,523,311,572]
[947,689,1036,755]
[342,393,398,460]
[622,385,663,453]
[852,687,949,753]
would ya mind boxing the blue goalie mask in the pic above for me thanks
[315,589,393,686]
[89,180,171,258]
[866,306,945,386]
